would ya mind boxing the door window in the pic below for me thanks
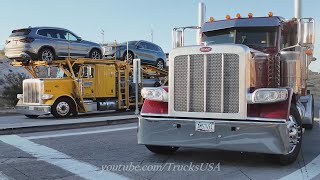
[59,31,78,41]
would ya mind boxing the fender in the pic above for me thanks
[247,88,294,119]
[43,94,77,110]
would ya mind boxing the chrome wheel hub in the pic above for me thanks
[287,115,301,153]
[92,51,101,59]
[42,50,53,61]
[157,61,164,70]
[56,102,70,116]
[126,53,133,64]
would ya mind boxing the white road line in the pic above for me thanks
[279,154,320,180]
[25,126,137,140]
[0,171,12,180]
[0,135,128,180]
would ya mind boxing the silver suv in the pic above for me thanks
[5,27,103,61]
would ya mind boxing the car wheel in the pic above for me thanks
[25,115,39,118]
[90,49,102,59]
[123,52,134,64]
[275,104,302,165]
[51,98,76,118]
[39,48,55,62]
[156,59,164,70]
[145,145,179,155]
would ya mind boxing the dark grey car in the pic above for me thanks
[103,40,167,70]
[5,27,103,61]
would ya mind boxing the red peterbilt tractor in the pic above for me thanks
[138,7,316,164]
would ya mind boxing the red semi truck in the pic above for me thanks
[138,3,316,164]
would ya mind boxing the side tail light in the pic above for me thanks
[19,37,35,43]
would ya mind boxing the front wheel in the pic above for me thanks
[145,145,179,155]
[156,59,164,70]
[51,98,76,118]
[123,52,134,64]
[276,104,302,165]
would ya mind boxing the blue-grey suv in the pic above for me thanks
[103,40,166,69]
[5,27,103,62]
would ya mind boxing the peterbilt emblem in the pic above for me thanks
[200,47,212,52]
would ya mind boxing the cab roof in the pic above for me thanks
[202,16,284,32]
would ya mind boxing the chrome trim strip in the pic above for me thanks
[140,116,287,124]
[203,54,207,112]
[221,53,224,113]
[187,55,191,112]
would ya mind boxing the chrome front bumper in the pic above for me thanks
[138,116,290,155]
[16,105,51,116]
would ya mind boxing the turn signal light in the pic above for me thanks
[268,12,273,17]
[248,13,253,18]
[236,13,241,19]
[226,15,231,20]
[306,49,313,56]
[209,17,214,22]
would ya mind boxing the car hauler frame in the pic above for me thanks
[11,58,168,118]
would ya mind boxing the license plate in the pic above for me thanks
[195,121,215,132]
[29,106,34,111]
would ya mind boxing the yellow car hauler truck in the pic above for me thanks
[11,58,167,118]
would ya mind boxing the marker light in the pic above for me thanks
[141,87,168,102]
[236,13,241,19]
[209,17,214,22]
[248,13,253,18]
[268,12,273,17]
[17,94,23,99]
[248,88,288,104]
[226,15,231,20]
[306,49,313,56]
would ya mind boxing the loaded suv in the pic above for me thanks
[103,40,166,70]
[5,27,103,62]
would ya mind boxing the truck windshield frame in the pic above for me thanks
[202,27,277,49]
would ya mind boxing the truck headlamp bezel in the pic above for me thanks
[248,88,288,104]
[41,94,54,100]
[141,87,168,102]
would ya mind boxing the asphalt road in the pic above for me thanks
[0,119,319,180]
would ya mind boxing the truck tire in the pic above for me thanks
[51,98,76,118]
[276,104,302,165]
[145,145,179,155]
[25,115,39,118]
[304,97,314,130]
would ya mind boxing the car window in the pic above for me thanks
[37,29,59,39]
[149,43,160,51]
[59,31,78,41]
[138,42,148,49]
[10,29,31,37]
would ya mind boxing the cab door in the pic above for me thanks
[94,64,116,98]
[81,65,95,98]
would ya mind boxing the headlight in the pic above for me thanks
[141,87,168,102]
[248,89,288,104]
[17,94,23,99]
[41,94,54,100]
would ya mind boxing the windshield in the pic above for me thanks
[121,41,138,45]
[202,27,277,48]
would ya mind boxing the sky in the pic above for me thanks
[1,0,320,71]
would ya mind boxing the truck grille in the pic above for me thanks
[174,53,239,113]
[23,80,41,104]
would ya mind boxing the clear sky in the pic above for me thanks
[1,0,320,71]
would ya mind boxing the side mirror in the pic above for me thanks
[77,37,82,42]
[298,18,315,46]
[172,30,183,48]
